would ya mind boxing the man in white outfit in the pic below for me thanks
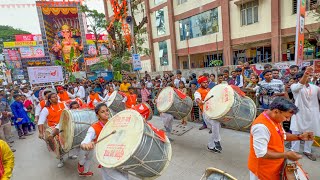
[290,66,320,161]
[74,82,86,100]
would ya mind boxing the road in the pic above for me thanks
[11,117,320,180]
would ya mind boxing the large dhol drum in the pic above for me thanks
[45,127,65,159]
[200,167,237,180]
[59,109,98,152]
[96,109,172,179]
[204,84,256,130]
[107,91,126,114]
[281,161,309,180]
[156,87,192,120]
[132,102,153,121]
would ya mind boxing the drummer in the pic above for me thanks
[123,86,137,108]
[38,93,67,168]
[87,89,103,107]
[248,97,314,180]
[34,90,51,124]
[194,76,223,153]
[102,86,114,102]
[57,86,75,101]
[79,103,129,179]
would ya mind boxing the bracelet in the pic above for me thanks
[297,134,303,141]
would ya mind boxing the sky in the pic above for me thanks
[0,0,105,34]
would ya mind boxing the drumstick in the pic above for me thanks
[95,130,116,145]
[314,139,320,147]
[204,95,214,103]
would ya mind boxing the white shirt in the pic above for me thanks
[194,91,202,102]
[35,100,47,116]
[81,127,96,144]
[75,86,85,99]
[38,103,67,126]
[174,77,186,88]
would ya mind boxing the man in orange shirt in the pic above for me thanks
[57,86,75,101]
[123,87,137,108]
[87,90,103,107]
[248,97,314,180]
[194,76,221,153]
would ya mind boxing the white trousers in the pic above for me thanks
[291,131,313,153]
[160,113,174,138]
[204,113,221,149]
[101,167,129,180]
[78,149,94,173]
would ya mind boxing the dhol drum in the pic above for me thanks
[281,161,309,180]
[200,167,237,180]
[64,98,84,108]
[204,84,256,130]
[107,91,126,115]
[156,87,192,120]
[59,109,98,152]
[96,109,172,179]
[45,127,65,159]
[132,102,153,121]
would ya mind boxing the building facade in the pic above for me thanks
[104,0,320,72]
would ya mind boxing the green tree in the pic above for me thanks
[0,25,31,53]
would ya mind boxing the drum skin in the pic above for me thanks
[96,109,172,179]
[107,91,126,114]
[45,127,64,159]
[204,84,256,130]
[156,87,192,120]
[59,109,98,152]
[131,102,153,121]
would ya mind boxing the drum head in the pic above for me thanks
[204,84,235,119]
[204,167,237,180]
[59,110,74,152]
[157,87,174,112]
[96,109,145,168]
[106,91,118,107]
[296,166,308,180]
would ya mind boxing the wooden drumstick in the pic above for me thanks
[313,139,320,147]
[204,95,214,103]
[95,130,116,145]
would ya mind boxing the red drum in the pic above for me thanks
[64,98,84,108]
[132,103,153,121]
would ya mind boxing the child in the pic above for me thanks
[178,81,188,125]
[26,106,36,131]
[140,83,150,103]
[78,103,129,179]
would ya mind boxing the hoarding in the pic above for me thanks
[20,46,45,58]
[27,66,64,84]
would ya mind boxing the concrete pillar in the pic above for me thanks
[167,0,178,69]
[144,0,156,72]
[221,0,233,65]
[271,0,281,62]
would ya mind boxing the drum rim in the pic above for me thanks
[242,96,257,129]
[45,127,61,158]
[156,87,174,112]
[204,84,235,119]
[59,110,74,152]
[96,109,145,168]
[140,102,153,120]
[203,167,237,180]
[107,91,119,107]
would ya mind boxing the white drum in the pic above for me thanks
[282,161,309,180]
[204,84,256,130]
[107,91,126,114]
[156,87,192,120]
[96,109,172,179]
[59,109,98,152]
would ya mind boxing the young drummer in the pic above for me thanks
[78,103,129,179]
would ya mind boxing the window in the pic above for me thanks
[293,0,317,14]
[155,9,166,36]
[178,0,188,5]
[155,0,164,5]
[159,41,168,66]
[179,8,219,41]
[240,1,259,26]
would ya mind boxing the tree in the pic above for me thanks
[0,25,31,53]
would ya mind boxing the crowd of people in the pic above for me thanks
[0,62,319,179]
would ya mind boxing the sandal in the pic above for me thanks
[303,152,316,161]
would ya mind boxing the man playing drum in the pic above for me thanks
[34,90,51,124]
[38,93,67,168]
[79,103,129,179]
[123,86,137,109]
[194,76,222,153]
[57,86,75,101]
[248,97,314,180]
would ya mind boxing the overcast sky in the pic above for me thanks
[0,0,105,34]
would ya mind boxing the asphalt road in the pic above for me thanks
[11,117,320,180]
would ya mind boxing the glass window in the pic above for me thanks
[179,8,219,41]
[159,41,168,66]
[155,9,166,36]
[177,0,188,5]
[154,0,164,5]
[241,1,259,26]
[293,0,317,14]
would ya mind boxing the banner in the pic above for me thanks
[85,57,100,66]
[132,54,142,71]
[15,34,42,42]
[7,50,20,61]
[20,46,45,58]
[88,45,98,56]
[3,41,37,48]
[27,66,64,84]
[294,0,306,66]
[86,34,107,41]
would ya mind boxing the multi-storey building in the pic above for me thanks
[104,0,320,72]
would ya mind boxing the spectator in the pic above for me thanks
[140,83,150,103]
[189,73,198,88]
[0,140,14,179]
[223,70,234,85]
[208,74,216,89]
[217,74,224,84]
[259,64,273,81]
[245,75,259,91]
[256,70,285,109]
[145,77,153,88]
[283,65,299,82]
[235,68,244,88]
[243,62,253,79]
[74,82,86,100]
[119,79,131,94]
[272,69,280,80]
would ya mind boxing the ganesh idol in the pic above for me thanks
[52,24,83,72]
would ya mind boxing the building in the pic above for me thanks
[103,0,320,73]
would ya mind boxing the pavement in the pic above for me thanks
[11,116,320,180]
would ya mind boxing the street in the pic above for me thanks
[11,117,320,180]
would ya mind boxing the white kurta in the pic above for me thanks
[290,83,320,136]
